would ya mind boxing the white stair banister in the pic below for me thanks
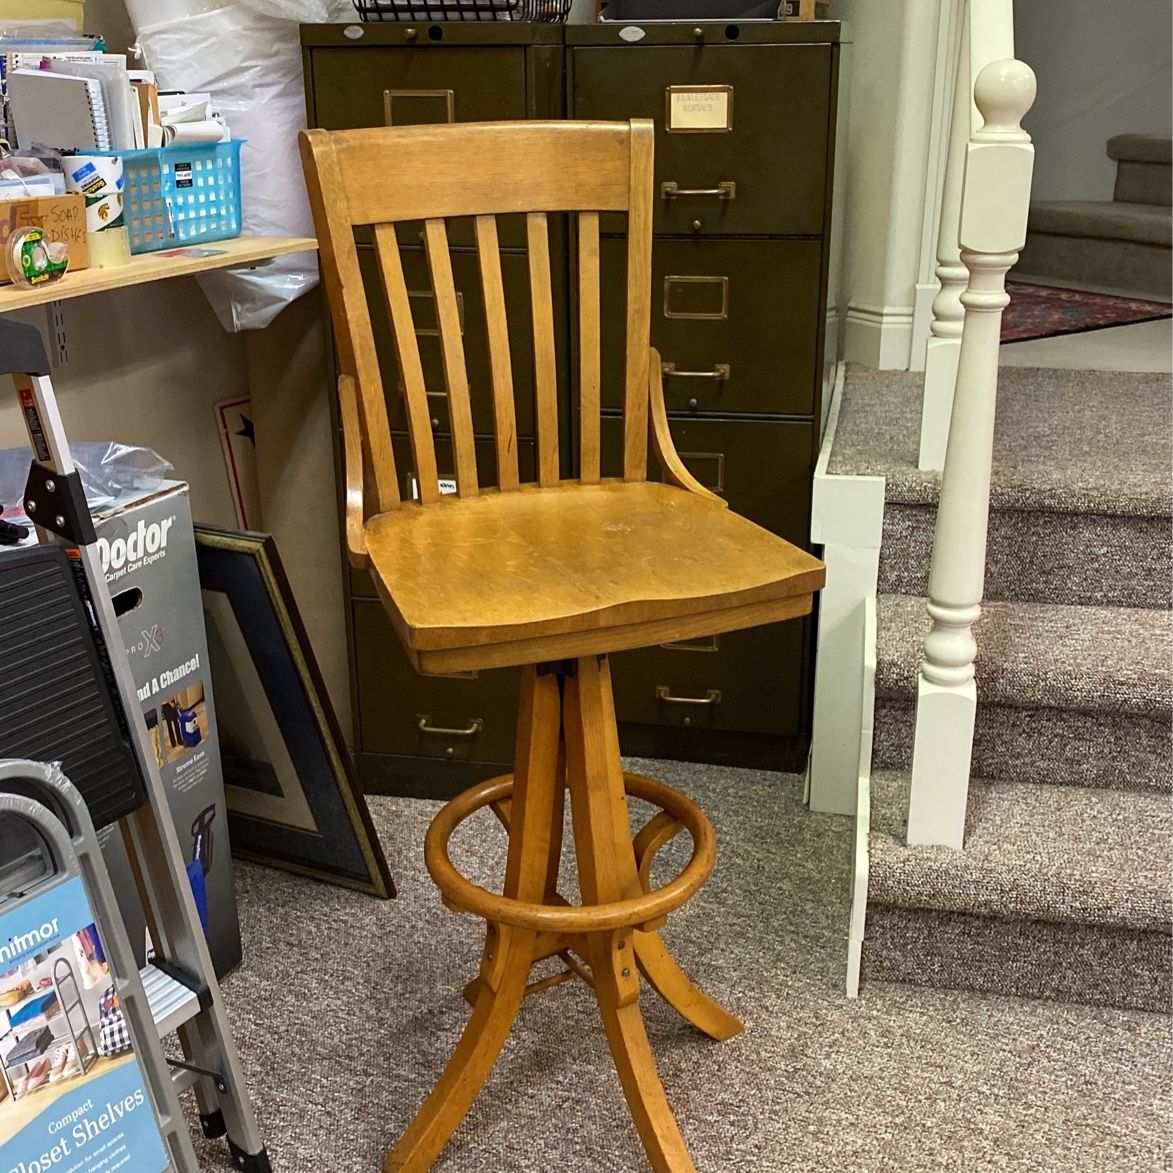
[919,11,970,472]
[918,0,1019,472]
[906,58,1037,849]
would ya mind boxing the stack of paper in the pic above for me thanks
[7,52,147,151]
[157,92,230,147]
[8,69,111,150]
[0,34,101,141]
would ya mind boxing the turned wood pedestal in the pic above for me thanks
[385,656,742,1172]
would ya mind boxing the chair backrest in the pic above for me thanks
[299,119,655,513]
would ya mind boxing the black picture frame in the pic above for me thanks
[194,525,395,899]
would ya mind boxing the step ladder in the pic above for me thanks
[0,320,270,1172]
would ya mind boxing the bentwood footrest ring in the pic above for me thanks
[424,772,716,935]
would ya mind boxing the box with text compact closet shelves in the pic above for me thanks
[301,18,840,797]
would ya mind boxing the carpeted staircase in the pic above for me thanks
[1017,134,1172,299]
[827,363,1172,1012]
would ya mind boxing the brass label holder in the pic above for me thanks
[663,275,729,320]
[384,88,456,126]
[664,84,734,133]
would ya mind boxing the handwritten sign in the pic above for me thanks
[0,195,90,279]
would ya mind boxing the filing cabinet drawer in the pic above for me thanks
[611,619,808,737]
[352,599,519,764]
[598,238,822,417]
[599,415,814,546]
[600,414,815,737]
[309,47,528,132]
[571,44,832,236]
[350,433,536,599]
[307,41,559,247]
[358,245,568,440]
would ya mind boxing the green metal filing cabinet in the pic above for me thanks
[302,19,840,796]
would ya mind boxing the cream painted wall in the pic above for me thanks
[829,0,945,370]
[84,0,134,54]
[1015,0,1172,203]
[1,286,246,527]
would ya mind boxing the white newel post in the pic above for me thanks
[906,59,1036,849]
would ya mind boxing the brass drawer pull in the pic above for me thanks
[417,716,483,737]
[660,181,736,202]
[655,686,722,706]
[661,362,730,382]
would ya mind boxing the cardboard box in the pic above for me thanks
[92,481,243,978]
[0,193,90,284]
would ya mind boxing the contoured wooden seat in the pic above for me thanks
[301,118,824,1173]
[367,479,821,674]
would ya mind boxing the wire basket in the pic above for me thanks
[97,140,243,255]
[353,0,571,22]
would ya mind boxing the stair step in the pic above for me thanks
[879,501,1170,609]
[875,595,1171,717]
[869,773,1171,930]
[1114,157,1172,208]
[865,773,1172,1010]
[829,366,1173,519]
[863,904,1169,1011]
[1027,201,1171,247]
[828,365,1173,608]
[872,693,1171,793]
[1107,134,1172,166]
[1019,204,1171,298]
[871,595,1172,793]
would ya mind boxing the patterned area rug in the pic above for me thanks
[1002,282,1172,343]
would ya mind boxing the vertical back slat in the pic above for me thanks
[474,214,520,491]
[577,211,601,484]
[622,122,654,481]
[300,134,399,511]
[372,222,439,504]
[527,211,560,487]
[424,218,479,499]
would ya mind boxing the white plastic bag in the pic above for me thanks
[129,3,347,331]
[237,0,354,20]
[0,442,173,514]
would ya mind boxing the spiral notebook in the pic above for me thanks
[8,68,111,150]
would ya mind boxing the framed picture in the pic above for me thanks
[194,525,394,898]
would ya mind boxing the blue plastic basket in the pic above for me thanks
[100,139,244,255]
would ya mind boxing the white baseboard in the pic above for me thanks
[843,300,915,369]
[909,281,939,372]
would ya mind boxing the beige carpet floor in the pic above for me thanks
[191,759,1171,1172]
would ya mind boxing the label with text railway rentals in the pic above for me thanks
[0,877,168,1173]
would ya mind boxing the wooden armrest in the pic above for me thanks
[647,348,727,507]
[337,373,371,569]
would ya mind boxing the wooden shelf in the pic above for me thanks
[0,235,318,312]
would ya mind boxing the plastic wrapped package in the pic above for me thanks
[126,2,352,331]
[0,442,172,517]
[237,0,354,19]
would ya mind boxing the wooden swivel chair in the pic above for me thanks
[300,119,825,1173]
